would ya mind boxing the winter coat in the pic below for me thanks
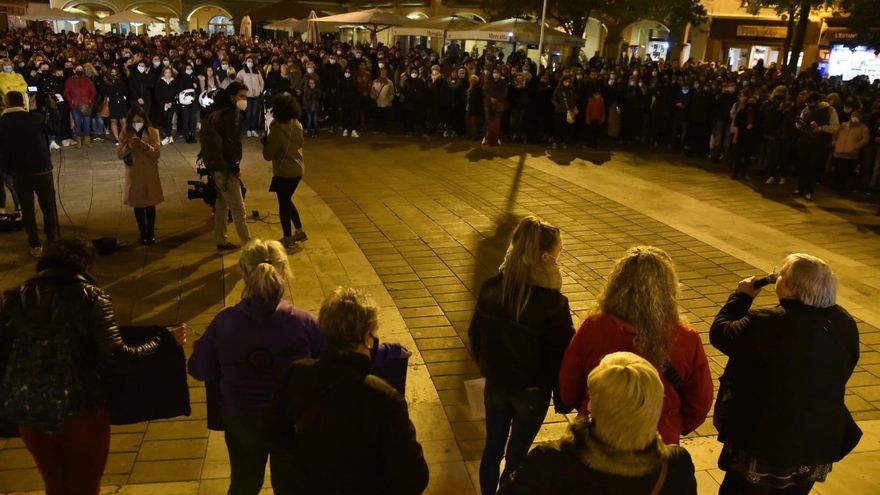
[0,108,52,176]
[302,85,322,113]
[468,271,575,411]
[262,119,304,179]
[466,85,483,116]
[189,299,323,418]
[500,418,697,495]
[117,127,163,208]
[154,78,177,106]
[0,269,166,415]
[0,71,28,101]
[236,69,264,97]
[127,71,154,106]
[63,75,97,108]
[370,78,395,108]
[266,71,292,96]
[272,352,429,495]
[710,293,861,467]
[559,313,713,445]
[586,96,606,124]
[199,106,242,173]
[552,84,578,114]
[101,78,129,119]
[833,121,870,159]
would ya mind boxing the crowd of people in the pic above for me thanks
[0,24,870,495]
[0,26,877,202]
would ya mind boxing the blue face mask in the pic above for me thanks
[2,66,12,73]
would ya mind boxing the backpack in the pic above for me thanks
[1,288,86,433]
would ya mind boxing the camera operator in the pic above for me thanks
[709,254,860,495]
[198,81,250,250]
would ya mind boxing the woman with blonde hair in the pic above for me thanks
[468,215,575,494]
[500,352,698,494]
[710,253,860,494]
[559,245,713,445]
[189,239,324,495]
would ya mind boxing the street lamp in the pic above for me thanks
[537,0,548,75]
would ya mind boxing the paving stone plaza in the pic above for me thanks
[0,135,879,494]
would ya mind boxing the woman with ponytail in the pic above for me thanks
[468,215,575,494]
[188,239,324,495]
[558,246,713,445]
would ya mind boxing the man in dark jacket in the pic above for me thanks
[0,91,59,257]
[199,81,251,250]
[710,253,860,495]
[272,288,429,495]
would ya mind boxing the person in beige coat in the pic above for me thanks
[117,107,163,244]
[832,109,870,190]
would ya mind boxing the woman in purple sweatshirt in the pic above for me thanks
[188,238,324,495]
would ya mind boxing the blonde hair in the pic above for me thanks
[238,239,291,304]
[589,352,664,450]
[501,216,561,320]
[319,287,379,354]
[780,253,837,308]
[596,246,681,369]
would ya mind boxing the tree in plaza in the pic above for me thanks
[742,0,830,76]
[833,0,880,51]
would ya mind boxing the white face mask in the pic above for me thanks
[153,61,160,67]
[137,66,146,73]
[329,59,336,64]
[236,99,248,111]
[221,64,229,70]
[410,73,418,78]
[132,122,144,132]
[344,73,351,78]
[246,62,253,69]
[378,62,385,68]
[185,68,193,75]
[306,67,314,74]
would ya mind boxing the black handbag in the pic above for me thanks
[108,326,191,425]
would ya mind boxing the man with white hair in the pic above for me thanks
[710,253,860,495]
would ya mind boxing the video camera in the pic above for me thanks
[186,162,246,206]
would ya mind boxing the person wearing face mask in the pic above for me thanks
[370,68,395,132]
[445,68,467,137]
[711,82,739,162]
[117,107,163,244]
[483,69,507,145]
[63,65,97,148]
[831,109,870,190]
[337,67,360,138]
[199,81,252,250]
[189,239,325,495]
[320,55,343,132]
[271,287,428,494]
[469,216,575,494]
[731,96,758,180]
[425,66,445,135]
[235,57,264,137]
[795,92,840,200]
[551,76,578,149]
[402,69,428,137]
[128,61,155,116]
[155,67,178,145]
[0,58,28,108]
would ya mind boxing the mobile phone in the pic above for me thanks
[28,86,38,93]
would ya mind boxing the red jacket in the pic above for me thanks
[63,75,97,108]
[585,96,605,124]
[559,313,713,445]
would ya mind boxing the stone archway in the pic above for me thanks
[185,4,233,33]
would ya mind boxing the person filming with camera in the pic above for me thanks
[199,81,251,251]
[710,254,861,494]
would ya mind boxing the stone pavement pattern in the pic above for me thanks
[0,135,878,494]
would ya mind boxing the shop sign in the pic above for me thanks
[425,29,444,38]
[486,32,513,41]
[830,31,859,41]
[736,25,788,39]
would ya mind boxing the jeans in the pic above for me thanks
[212,170,250,245]
[162,107,175,138]
[305,111,318,134]
[134,206,156,240]
[13,172,59,248]
[479,381,550,495]
[273,176,302,237]
[720,472,814,495]
[224,416,295,495]
[91,116,105,135]
[19,407,110,495]
[245,97,261,132]
[71,109,91,137]
[711,121,731,160]
[0,173,20,210]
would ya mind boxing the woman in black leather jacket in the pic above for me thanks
[468,215,575,495]
[0,238,185,495]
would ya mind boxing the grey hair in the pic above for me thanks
[781,253,837,308]
[238,239,291,303]
[319,287,379,354]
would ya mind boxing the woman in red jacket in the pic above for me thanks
[559,245,713,444]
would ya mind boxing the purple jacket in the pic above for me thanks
[188,298,324,418]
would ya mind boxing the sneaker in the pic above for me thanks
[351,130,359,138]
[93,136,104,142]
[160,137,170,146]
[62,139,73,147]
[342,129,349,137]
[779,177,786,185]
[168,136,174,144]
[805,193,813,201]
[280,236,297,248]
[49,141,60,150]
[29,246,42,258]
[765,177,776,184]
[216,242,240,251]
[292,231,308,243]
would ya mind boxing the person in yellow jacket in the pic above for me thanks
[0,60,28,109]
